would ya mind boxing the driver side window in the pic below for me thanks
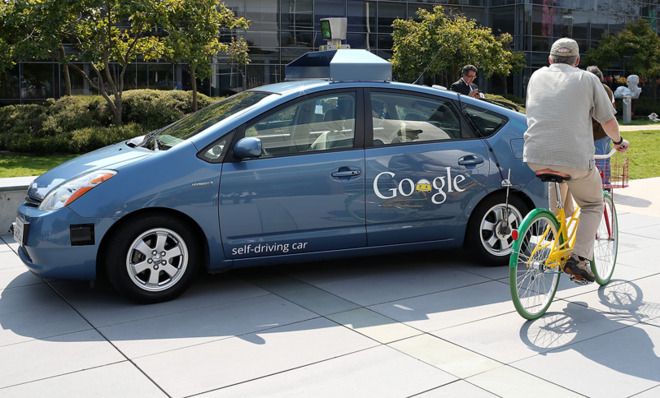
[244,92,356,157]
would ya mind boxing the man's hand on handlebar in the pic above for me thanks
[614,139,629,152]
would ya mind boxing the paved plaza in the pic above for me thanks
[1,182,659,397]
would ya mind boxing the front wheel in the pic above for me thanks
[105,215,200,303]
[509,210,562,320]
[591,191,618,285]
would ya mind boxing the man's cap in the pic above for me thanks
[550,38,579,57]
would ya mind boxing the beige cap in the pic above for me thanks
[550,38,579,57]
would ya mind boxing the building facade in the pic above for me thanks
[1,0,657,104]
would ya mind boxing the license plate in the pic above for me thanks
[12,218,24,246]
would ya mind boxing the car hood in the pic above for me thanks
[28,143,151,201]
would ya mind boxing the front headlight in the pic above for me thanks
[39,170,117,211]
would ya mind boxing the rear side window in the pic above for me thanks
[463,105,508,137]
[369,91,475,146]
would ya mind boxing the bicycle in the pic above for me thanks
[509,149,620,320]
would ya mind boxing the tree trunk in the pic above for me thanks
[191,68,198,112]
[113,92,123,125]
[58,45,72,96]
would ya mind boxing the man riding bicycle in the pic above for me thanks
[523,38,629,283]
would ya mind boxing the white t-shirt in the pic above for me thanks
[523,63,616,170]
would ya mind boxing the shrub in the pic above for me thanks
[0,89,216,153]
[41,96,112,135]
[122,89,214,131]
[69,123,145,153]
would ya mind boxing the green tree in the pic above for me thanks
[0,1,80,95]
[391,6,523,87]
[161,0,250,111]
[584,19,660,100]
[67,0,166,124]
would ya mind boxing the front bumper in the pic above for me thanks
[15,203,113,280]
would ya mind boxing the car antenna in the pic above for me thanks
[412,47,453,85]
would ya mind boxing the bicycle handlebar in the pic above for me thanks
[594,148,618,160]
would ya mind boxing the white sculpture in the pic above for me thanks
[613,74,642,99]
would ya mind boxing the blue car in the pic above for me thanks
[12,50,545,302]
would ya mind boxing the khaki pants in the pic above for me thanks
[527,163,603,260]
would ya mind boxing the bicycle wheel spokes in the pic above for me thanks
[510,211,562,320]
[592,192,618,285]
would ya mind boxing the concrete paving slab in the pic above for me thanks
[0,250,23,270]
[0,329,124,388]
[294,262,490,306]
[432,300,634,364]
[369,280,514,332]
[134,317,379,398]
[467,365,583,397]
[512,322,660,397]
[0,267,40,291]
[197,345,455,398]
[388,334,501,379]
[633,385,660,397]
[0,361,166,398]
[413,380,498,397]
[49,275,270,327]
[617,212,660,231]
[0,284,91,347]
[247,273,360,315]
[100,293,318,358]
[325,307,421,343]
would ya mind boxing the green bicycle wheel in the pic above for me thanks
[509,209,563,320]
[591,191,618,285]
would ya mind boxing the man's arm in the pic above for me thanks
[601,118,629,151]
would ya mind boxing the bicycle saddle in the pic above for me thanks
[535,169,571,183]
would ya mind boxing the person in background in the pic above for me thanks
[450,65,481,98]
[587,65,616,189]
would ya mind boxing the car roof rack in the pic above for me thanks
[284,49,392,82]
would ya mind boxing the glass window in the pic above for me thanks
[245,92,356,157]
[281,0,314,30]
[315,0,346,19]
[491,7,515,35]
[148,63,174,90]
[281,30,314,47]
[369,91,472,146]
[0,67,20,99]
[145,91,273,150]
[244,0,278,31]
[463,104,508,137]
[378,2,407,34]
[348,0,376,32]
[21,63,55,99]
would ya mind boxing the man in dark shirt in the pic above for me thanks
[450,65,480,98]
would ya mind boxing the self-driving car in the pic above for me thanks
[12,50,545,302]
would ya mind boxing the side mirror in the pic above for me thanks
[233,137,263,159]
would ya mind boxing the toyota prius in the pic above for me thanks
[12,50,544,302]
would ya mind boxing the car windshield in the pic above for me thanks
[142,91,273,150]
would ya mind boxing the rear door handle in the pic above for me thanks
[331,167,361,178]
[458,155,484,166]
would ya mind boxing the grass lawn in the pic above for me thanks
[0,129,657,180]
[624,129,660,180]
[0,153,77,178]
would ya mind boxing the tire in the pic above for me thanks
[467,193,528,264]
[105,215,200,303]
[509,209,562,320]
[591,191,618,285]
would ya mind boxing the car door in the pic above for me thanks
[365,89,498,246]
[219,89,367,259]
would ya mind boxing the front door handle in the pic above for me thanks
[331,167,361,178]
[458,155,484,166]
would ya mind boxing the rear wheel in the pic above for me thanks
[105,215,200,303]
[467,193,527,264]
[591,191,618,285]
[509,210,562,320]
